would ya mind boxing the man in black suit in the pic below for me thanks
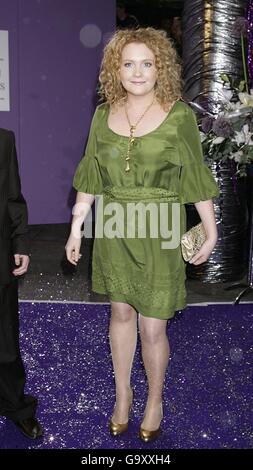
[0,129,43,439]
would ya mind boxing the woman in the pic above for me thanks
[65,28,219,442]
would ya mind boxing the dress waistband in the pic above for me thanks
[102,186,179,202]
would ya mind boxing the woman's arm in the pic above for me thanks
[65,191,95,265]
[189,199,218,265]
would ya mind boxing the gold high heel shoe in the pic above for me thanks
[109,389,133,436]
[139,426,161,442]
[139,403,163,442]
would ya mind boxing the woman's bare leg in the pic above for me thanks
[139,314,170,430]
[109,300,137,423]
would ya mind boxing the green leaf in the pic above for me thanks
[239,80,246,92]
[220,73,230,83]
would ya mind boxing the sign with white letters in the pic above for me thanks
[0,31,10,111]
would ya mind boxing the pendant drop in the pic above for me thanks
[125,161,130,172]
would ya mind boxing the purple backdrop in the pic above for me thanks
[0,0,115,224]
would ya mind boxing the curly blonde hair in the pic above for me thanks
[98,27,183,111]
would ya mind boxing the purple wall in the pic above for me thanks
[0,0,115,224]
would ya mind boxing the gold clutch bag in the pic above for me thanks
[180,222,206,262]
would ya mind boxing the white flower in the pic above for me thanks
[200,131,207,142]
[212,136,225,144]
[225,101,244,112]
[219,87,233,103]
[238,89,253,107]
[229,150,243,162]
[232,124,253,146]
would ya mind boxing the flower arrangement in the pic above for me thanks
[199,78,253,177]
[196,17,253,177]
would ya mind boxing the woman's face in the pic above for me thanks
[119,42,158,97]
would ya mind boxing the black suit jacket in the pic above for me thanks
[0,129,29,284]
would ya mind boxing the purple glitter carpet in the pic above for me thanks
[0,302,252,449]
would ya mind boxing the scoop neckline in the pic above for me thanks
[105,99,181,138]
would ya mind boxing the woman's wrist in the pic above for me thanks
[206,233,218,244]
[70,220,83,238]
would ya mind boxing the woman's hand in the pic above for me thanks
[65,233,82,266]
[192,199,219,265]
[189,236,218,265]
[65,191,94,265]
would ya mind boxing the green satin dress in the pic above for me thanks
[73,100,219,319]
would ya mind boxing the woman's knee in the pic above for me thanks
[139,316,167,344]
[111,301,136,323]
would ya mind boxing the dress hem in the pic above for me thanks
[91,286,187,320]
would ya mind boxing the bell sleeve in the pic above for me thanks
[178,105,220,204]
[73,107,103,195]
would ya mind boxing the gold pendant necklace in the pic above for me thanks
[124,97,155,173]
